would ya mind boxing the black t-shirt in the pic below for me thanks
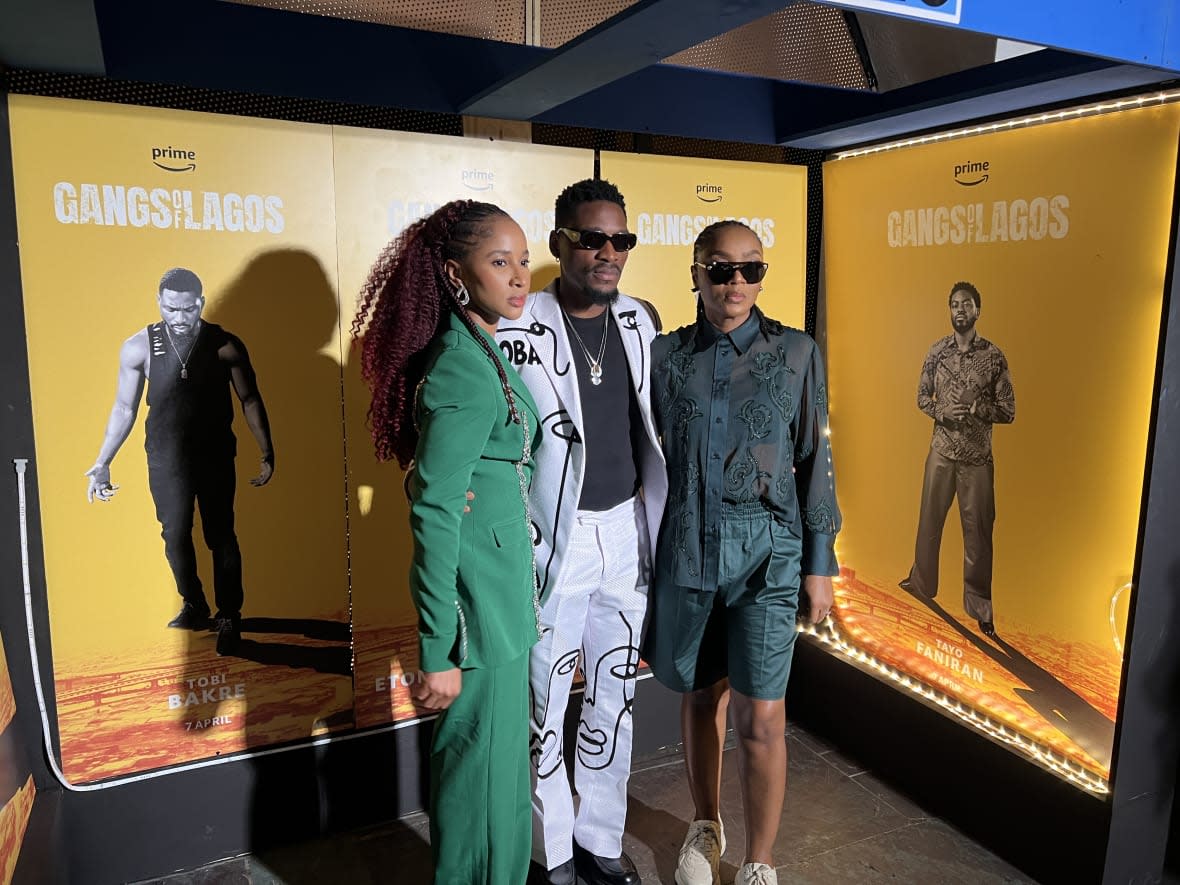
[565,311,642,511]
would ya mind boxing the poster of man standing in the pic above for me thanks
[900,281,1015,638]
[822,99,1180,786]
[86,267,275,656]
[8,96,352,783]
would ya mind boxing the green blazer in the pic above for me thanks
[408,313,542,673]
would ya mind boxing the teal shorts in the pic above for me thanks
[644,506,802,700]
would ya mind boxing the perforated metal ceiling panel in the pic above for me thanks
[666,4,871,89]
[227,0,527,43]
[538,0,636,47]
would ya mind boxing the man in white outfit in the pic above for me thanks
[497,179,666,885]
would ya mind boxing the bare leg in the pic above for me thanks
[729,691,787,866]
[681,679,731,822]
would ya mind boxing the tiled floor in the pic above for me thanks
[142,724,1033,884]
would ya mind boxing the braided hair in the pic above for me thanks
[353,199,524,468]
[691,218,776,338]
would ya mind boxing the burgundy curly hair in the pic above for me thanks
[353,200,513,467]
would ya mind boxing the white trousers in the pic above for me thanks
[530,496,650,868]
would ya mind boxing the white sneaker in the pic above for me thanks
[675,819,726,885]
[735,862,778,885]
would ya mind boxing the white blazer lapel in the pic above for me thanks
[532,288,584,436]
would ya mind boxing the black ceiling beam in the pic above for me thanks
[459,0,802,119]
[778,50,1176,150]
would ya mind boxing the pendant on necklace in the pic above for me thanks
[181,368,188,380]
[590,363,603,385]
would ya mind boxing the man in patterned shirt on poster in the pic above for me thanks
[645,220,840,885]
[899,281,1016,638]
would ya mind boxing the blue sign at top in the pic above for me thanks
[824,0,962,24]
[816,1,1179,71]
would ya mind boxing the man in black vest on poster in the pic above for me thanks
[86,267,275,656]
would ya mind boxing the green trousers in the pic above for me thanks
[429,650,531,885]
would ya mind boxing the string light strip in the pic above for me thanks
[831,88,1180,160]
[796,619,1110,795]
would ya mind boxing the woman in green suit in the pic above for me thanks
[354,200,541,884]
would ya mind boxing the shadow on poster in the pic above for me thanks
[821,100,1180,786]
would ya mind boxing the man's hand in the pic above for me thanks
[802,575,835,626]
[250,456,274,487]
[945,399,972,420]
[412,667,462,711]
[85,464,119,503]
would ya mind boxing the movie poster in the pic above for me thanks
[822,101,1180,786]
[599,152,808,331]
[9,96,352,782]
[331,128,590,727]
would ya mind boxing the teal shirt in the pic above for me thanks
[408,313,541,672]
[651,309,840,591]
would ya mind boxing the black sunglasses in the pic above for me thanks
[556,227,638,252]
[694,261,769,285]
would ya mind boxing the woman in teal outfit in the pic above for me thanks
[354,200,542,885]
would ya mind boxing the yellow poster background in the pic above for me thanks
[9,96,352,782]
[599,153,807,331]
[332,128,591,726]
[823,103,1179,780]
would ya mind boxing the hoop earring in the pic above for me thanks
[455,282,470,306]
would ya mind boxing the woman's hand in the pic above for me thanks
[802,575,834,625]
[412,667,462,711]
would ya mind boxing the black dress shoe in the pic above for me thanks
[898,578,934,600]
[215,617,241,656]
[978,619,996,638]
[528,858,576,885]
[572,842,640,885]
[167,604,211,630]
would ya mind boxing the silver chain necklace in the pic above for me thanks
[561,308,610,386]
[163,323,200,380]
